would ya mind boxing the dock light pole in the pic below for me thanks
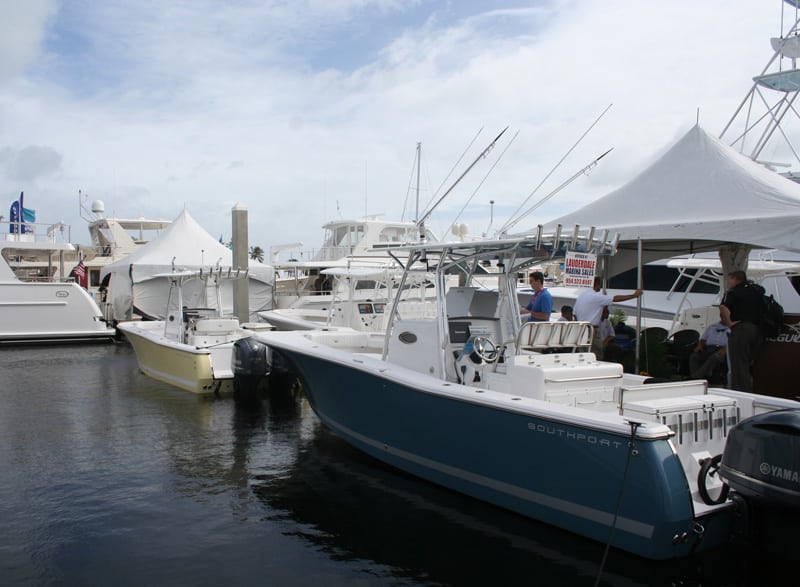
[634,237,643,375]
[232,202,249,322]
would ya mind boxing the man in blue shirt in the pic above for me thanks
[521,271,553,322]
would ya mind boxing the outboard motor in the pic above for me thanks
[718,409,800,557]
[232,337,271,394]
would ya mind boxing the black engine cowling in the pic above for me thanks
[232,337,271,392]
[719,409,800,510]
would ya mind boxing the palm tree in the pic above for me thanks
[249,245,265,263]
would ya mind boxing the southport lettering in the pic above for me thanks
[527,422,624,449]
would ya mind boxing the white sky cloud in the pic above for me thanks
[0,0,794,253]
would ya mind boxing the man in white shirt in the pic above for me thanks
[689,313,730,381]
[574,277,643,356]
[557,305,575,322]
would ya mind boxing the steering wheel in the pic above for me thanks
[472,336,499,363]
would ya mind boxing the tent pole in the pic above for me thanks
[634,238,643,375]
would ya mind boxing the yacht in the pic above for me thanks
[0,233,115,343]
[271,217,437,313]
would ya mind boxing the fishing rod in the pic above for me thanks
[416,126,509,238]
[444,128,521,240]
[498,103,612,235]
[501,147,614,236]
[419,128,484,220]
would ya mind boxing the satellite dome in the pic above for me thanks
[91,200,105,215]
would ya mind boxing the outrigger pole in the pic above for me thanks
[498,102,612,236]
[500,147,614,237]
[415,126,509,241]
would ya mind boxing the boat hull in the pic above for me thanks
[0,282,115,343]
[268,339,733,560]
[118,322,231,394]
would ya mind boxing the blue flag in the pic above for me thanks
[9,199,20,234]
[19,192,35,233]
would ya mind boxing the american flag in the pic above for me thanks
[71,260,88,288]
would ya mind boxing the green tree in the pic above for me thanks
[249,245,265,263]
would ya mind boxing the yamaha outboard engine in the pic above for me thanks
[232,337,271,394]
[718,409,800,558]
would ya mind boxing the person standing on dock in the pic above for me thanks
[520,271,553,322]
[573,277,643,357]
[720,271,763,392]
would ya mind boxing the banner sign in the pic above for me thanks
[563,251,597,287]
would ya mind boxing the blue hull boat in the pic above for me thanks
[253,234,800,559]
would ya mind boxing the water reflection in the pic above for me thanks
[0,343,778,586]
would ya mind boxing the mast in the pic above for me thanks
[414,142,421,224]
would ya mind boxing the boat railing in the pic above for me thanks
[515,320,594,354]
[2,221,73,244]
[12,272,81,285]
[309,245,353,261]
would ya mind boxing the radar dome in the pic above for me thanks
[91,200,105,215]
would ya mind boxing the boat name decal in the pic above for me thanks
[527,422,624,449]
[759,461,800,484]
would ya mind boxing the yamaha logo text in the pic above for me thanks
[759,461,800,484]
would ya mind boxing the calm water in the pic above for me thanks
[0,343,778,586]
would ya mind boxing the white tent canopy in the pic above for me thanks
[101,209,274,322]
[544,125,800,274]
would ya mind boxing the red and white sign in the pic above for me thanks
[563,251,597,287]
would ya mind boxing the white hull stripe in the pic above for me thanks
[321,410,655,538]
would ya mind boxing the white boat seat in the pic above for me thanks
[516,320,593,354]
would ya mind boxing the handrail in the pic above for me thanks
[544,374,622,383]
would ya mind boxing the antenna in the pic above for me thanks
[483,200,495,237]
[415,142,421,223]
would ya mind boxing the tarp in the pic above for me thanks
[101,209,274,322]
[544,125,800,274]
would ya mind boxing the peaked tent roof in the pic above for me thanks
[545,125,800,256]
[101,208,271,281]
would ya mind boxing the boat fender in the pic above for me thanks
[697,454,730,505]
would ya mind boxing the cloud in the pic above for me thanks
[0,145,63,182]
[0,0,790,253]
[0,0,58,81]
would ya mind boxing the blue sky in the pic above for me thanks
[0,1,794,253]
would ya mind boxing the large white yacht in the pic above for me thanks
[271,217,437,312]
[0,233,115,343]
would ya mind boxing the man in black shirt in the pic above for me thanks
[720,270,763,392]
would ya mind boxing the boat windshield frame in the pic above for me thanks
[381,227,618,366]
